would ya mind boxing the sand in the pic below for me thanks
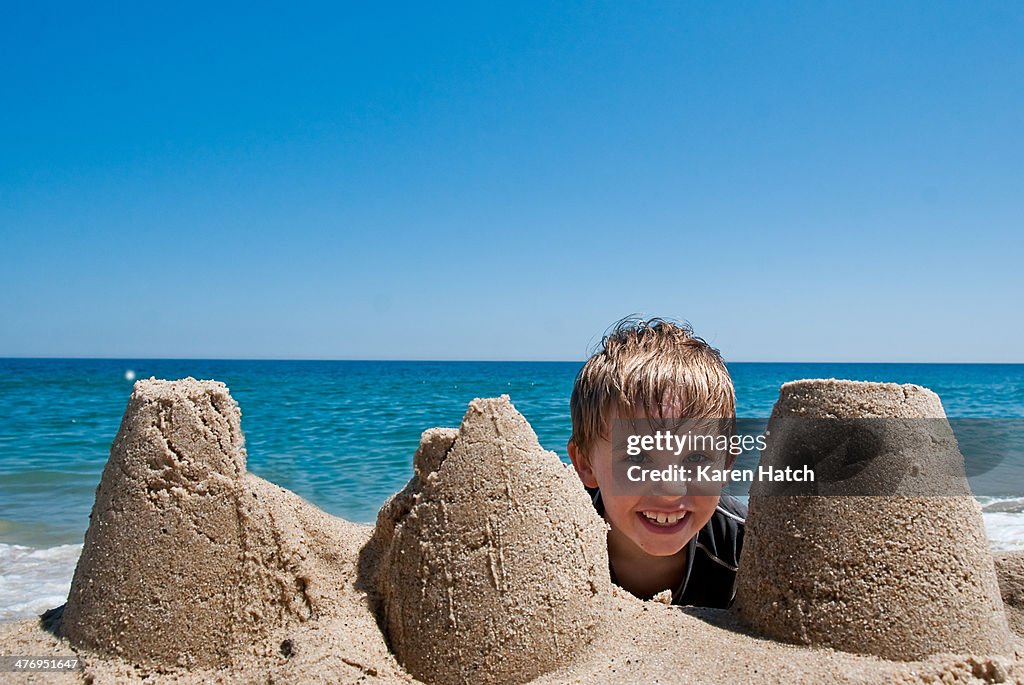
[32,379,410,682]
[996,552,1024,639]
[376,397,612,685]
[2,378,1024,684]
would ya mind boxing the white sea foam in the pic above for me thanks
[0,542,81,621]
[983,513,1024,552]
[979,496,1024,551]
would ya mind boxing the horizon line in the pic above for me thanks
[2,356,1022,365]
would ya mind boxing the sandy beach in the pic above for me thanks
[1,378,1022,684]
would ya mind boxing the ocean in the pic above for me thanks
[2,359,1023,620]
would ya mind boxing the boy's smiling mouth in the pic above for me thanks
[638,509,690,533]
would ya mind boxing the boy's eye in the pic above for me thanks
[624,451,649,464]
[685,452,709,464]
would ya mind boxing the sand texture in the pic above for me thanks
[734,379,1014,661]
[2,378,1024,684]
[376,397,612,684]
[41,379,411,682]
[996,552,1024,638]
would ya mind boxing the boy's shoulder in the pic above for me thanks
[700,494,747,553]
[694,494,746,573]
[684,494,745,607]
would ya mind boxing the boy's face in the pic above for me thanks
[568,407,727,559]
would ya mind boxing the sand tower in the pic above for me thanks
[377,396,612,685]
[60,378,345,668]
[733,379,1013,660]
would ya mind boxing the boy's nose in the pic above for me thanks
[650,477,688,497]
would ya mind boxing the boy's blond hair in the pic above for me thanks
[569,317,735,455]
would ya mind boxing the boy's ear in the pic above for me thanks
[567,439,599,489]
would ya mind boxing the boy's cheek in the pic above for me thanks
[689,498,721,531]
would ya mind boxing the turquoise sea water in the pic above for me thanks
[1,359,1023,619]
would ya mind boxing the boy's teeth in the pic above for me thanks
[641,511,685,525]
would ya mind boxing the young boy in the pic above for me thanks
[567,318,746,608]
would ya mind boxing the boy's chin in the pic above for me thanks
[637,541,689,557]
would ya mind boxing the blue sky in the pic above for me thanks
[1,2,1021,362]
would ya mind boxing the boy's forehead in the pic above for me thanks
[608,395,685,420]
[608,403,723,436]
[608,399,723,422]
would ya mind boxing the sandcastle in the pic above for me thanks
[4,376,1022,684]
[58,378,404,679]
[733,379,1014,661]
[61,378,271,667]
[375,396,613,685]
[54,381,612,684]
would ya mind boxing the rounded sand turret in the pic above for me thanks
[733,379,1013,661]
[377,396,612,685]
